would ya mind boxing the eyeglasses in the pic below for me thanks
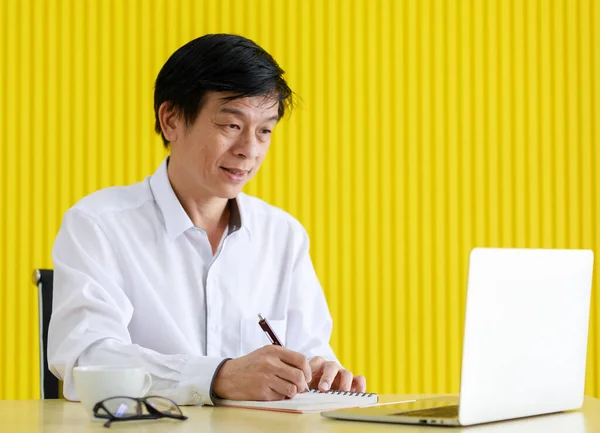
[92,396,188,428]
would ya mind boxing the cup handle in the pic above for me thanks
[141,373,152,396]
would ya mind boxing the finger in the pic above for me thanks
[309,356,325,371]
[308,357,326,389]
[333,369,353,392]
[273,360,308,392]
[319,362,341,392]
[269,375,300,399]
[257,387,286,401]
[350,375,367,393]
[275,347,312,383]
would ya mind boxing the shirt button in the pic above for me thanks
[192,392,202,403]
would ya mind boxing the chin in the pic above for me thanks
[218,186,244,199]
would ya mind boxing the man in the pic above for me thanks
[48,34,366,405]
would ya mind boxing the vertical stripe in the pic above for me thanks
[0,0,6,398]
[4,0,19,398]
[446,0,460,394]
[591,0,600,395]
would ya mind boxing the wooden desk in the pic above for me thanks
[2,395,599,432]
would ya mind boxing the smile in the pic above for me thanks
[221,167,249,182]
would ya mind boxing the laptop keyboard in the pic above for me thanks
[397,405,459,418]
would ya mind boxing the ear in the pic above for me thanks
[158,102,182,143]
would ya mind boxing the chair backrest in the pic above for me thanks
[32,269,59,399]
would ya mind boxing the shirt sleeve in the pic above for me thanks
[285,224,340,365]
[48,208,226,406]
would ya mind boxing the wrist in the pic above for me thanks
[210,358,232,401]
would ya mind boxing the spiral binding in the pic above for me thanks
[308,388,375,398]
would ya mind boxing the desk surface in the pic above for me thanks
[2,395,599,432]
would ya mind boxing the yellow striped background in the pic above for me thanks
[0,0,599,399]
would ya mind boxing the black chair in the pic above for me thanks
[32,269,60,399]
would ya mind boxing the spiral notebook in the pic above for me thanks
[216,389,379,413]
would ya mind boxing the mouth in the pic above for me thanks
[220,166,250,182]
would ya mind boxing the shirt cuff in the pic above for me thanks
[209,358,232,404]
[178,356,226,405]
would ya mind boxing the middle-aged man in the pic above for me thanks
[48,33,366,405]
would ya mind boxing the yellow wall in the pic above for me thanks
[0,0,598,399]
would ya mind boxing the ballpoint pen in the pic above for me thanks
[258,313,284,345]
[258,313,310,392]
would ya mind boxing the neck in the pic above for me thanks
[167,161,230,233]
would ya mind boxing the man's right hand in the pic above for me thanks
[212,345,312,401]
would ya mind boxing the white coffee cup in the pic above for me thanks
[73,366,152,418]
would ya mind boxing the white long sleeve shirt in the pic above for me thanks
[48,157,338,405]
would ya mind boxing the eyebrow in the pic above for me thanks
[218,107,279,123]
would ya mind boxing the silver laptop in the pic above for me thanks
[323,248,594,427]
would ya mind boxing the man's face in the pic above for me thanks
[168,92,280,199]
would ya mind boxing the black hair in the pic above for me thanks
[153,33,293,147]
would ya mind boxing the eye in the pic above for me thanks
[260,128,272,135]
[228,124,240,130]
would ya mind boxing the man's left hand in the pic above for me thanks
[307,357,367,393]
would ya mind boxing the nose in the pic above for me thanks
[233,130,261,159]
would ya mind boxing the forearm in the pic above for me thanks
[56,337,227,405]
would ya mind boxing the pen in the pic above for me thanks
[258,313,310,392]
[258,313,283,345]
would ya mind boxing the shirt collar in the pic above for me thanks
[149,157,251,241]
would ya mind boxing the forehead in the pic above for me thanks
[206,92,280,119]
